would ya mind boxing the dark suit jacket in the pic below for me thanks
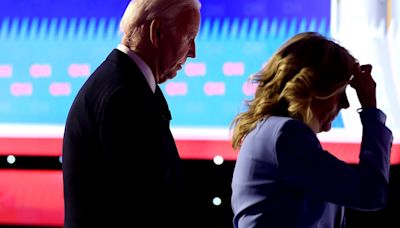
[62,49,185,227]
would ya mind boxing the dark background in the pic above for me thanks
[0,157,399,228]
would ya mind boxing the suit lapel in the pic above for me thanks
[155,85,172,121]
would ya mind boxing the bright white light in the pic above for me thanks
[213,155,224,165]
[7,155,16,164]
[59,156,63,163]
[212,197,222,206]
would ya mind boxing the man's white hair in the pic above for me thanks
[120,0,201,45]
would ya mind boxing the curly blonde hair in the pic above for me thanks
[231,32,356,149]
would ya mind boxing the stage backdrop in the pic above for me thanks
[0,0,399,226]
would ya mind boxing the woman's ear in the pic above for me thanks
[150,18,162,48]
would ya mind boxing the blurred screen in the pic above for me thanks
[0,0,331,136]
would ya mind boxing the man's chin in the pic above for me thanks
[158,74,176,84]
[167,72,178,80]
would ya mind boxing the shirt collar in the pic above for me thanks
[116,44,156,93]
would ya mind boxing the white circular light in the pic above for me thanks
[7,155,16,164]
[212,197,222,206]
[59,156,63,163]
[213,155,224,165]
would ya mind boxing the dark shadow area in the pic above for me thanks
[183,161,400,228]
[345,165,400,228]
[0,159,398,228]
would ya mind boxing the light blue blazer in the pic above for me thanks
[231,109,393,228]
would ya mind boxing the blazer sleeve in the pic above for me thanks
[275,108,393,211]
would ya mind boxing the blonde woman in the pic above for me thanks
[230,32,392,228]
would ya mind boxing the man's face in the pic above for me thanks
[156,8,201,83]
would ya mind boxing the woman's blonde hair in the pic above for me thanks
[231,32,356,149]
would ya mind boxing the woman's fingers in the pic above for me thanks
[360,64,372,75]
[350,63,361,89]
[350,63,377,108]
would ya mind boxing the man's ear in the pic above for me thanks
[150,18,162,48]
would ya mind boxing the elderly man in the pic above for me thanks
[62,0,201,227]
